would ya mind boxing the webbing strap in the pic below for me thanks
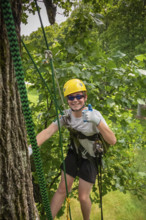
[69,127,110,153]
[1,1,52,219]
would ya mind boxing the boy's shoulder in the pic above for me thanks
[93,108,102,116]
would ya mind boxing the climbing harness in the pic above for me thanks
[68,128,108,220]
[68,127,110,154]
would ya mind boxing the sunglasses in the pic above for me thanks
[67,94,84,101]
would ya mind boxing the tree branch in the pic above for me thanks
[43,0,57,25]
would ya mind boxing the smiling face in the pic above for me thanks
[67,91,87,112]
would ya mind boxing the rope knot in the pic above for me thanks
[45,50,53,59]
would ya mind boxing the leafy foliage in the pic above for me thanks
[22,0,146,218]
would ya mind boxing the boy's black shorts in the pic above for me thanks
[60,149,98,184]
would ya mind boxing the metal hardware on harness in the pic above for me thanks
[93,141,104,157]
[62,114,71,125]
[81,149,88,157]
[45,50,53,59]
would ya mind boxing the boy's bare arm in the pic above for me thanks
[97,121,116,145]
[82,110,116,146]
[36,122,59,146]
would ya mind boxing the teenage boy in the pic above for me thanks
[31,79,116,220]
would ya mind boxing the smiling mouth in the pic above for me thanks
[72,103,80,107]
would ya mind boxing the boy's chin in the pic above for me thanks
[71,106,82,112]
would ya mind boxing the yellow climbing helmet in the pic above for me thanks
[63,79,87,97]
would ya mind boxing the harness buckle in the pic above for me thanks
[81,149,88,157]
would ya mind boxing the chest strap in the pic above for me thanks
[68,127,110,155]
[68,127,99,140]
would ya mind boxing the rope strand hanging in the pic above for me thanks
[21,39,63,114]
[33,1,72,217]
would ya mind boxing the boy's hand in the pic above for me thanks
[83,111,101,126]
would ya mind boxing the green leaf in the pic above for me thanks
[138,172,146,177]
[68,66,81,74]
[75,53,83,61]
[106,98,115,107]
[112,51,126,59]
[137,99,145,105]
[135,54,146,61]
[137,69,146,76]
[67,46,76,54]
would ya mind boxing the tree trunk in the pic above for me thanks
[0,1,39,219]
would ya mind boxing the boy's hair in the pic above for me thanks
[83,91,87,96]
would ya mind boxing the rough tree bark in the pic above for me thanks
[0,1,39,219]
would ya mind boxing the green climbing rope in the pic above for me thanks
[34,1,72,218]
[1,0,52,219]
[22,40,72,220]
